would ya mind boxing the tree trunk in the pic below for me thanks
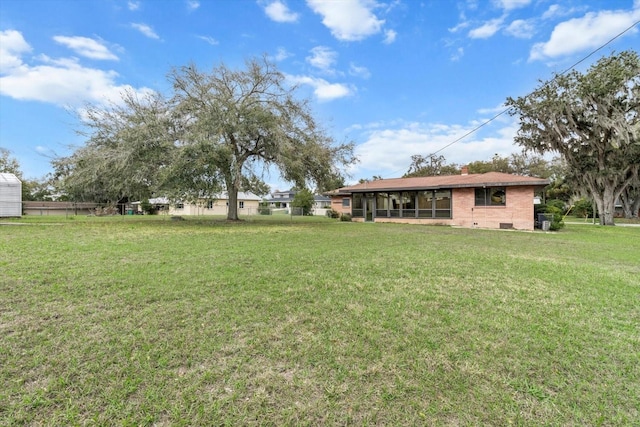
[227,186,239,220]
[601,196,616,225]
[631,197,640,219]
[620,187,640,218]
[596,184,617,226]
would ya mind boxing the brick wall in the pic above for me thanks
[331,197,351,215]
[452,187,535,230]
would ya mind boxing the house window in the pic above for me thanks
[206,200,213,209]
[176,202,184,209]
[239,201,244,209]
[475,187,506,206]
[418,190,451,218]
[342,198,350,207]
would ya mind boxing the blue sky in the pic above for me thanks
[1,0,639,190]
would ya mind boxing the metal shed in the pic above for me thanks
[0,173,22,217]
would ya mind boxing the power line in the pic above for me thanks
[389,18,640,177]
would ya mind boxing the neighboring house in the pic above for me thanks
[265,190,331,215]
[0,173,22,217]
[145,192,262,216]
[328,168,549,230]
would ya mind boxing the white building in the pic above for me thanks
[0,173,22,217]
[143,192,263,216]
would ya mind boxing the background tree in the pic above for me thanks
[0,147,22,177]
[404,154,459,177]
[467,154,512,174]
[169,57,355,220]
[53,91,175,205]
[291,188,315,215]
[358,175,384,183]
[506,50,640,225]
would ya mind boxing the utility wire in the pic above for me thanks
[385,18,640,178]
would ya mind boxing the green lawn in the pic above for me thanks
[1,216,638,426]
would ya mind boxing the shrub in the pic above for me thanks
[544,205,565,231]
[326,208,340,219]
[140,199,156,215]
[535,202,565,231]
[291,189,314,216]
[546,199,566,211]
[340,213,352,222]
[572,198,593,218]
[258,206,271,215]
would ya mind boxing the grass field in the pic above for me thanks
[1,216,638,426]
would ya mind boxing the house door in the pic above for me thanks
[365,196,374,222]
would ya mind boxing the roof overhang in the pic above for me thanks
[334,181,549,195]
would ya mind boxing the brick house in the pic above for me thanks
[328,168,549,230]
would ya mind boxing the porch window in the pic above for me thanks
[376,192,389,217]
[435,190,452,217]
[389,192,401,217]
[417,191,433,218]
[475,187,506,206]
[401,191,416,217]
[352,194,363,217]
[418,190,451,218]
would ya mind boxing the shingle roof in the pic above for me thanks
[329,172,550,194]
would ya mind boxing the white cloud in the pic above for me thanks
[263,0,299,23]
[53,36,119,60]
[448,20,470,33]
[286,74,352,101]
[450,47,464,61]
[128,1,140,11]
[349,119,519,180]
[530,6,640,61]
[383,29,397,44]
[541,4,583,20]
[349,63,371,79]
[187,0,200,11]
[0,31,152,108]
[306,46,337,72]
[493,0,531,11]
[306,0,385,41]
[197,35,219,45]
[504,19,535,39]
[0,30,32,70]
[468,17,504,39]
[131,23,160,39]
[273,47,292,61]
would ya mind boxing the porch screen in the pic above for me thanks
[352,193,363,217]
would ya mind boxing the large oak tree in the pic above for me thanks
[169,57,355,220]
[506,50,640,225]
